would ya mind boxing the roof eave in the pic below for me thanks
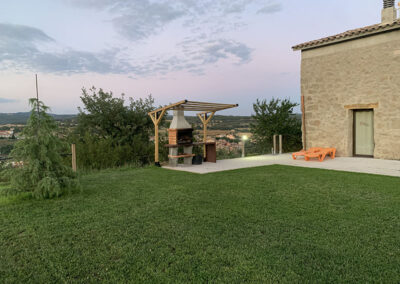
[292,22,400,51]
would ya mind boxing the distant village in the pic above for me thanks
[0,116,254,158]
[0,128,15,139]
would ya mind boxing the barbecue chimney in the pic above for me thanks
[168,109,193,145]
[382,0,397,23]
[169,109,191,129]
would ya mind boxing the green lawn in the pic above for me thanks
[1,165,399,283]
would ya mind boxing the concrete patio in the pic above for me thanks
[163,154,400,177]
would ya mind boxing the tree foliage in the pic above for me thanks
[72,87,159,169]
[0,144,13,155]
[250,98,302,152]
[6,99,78,199]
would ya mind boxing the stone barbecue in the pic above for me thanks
[147,100,238,166]
[167,109,195,166]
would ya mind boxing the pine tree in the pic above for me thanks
[7,98,78,199]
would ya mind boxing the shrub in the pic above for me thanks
[70,87,161,170]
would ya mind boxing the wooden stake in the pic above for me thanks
[35,74,39,114]
[71,144,77,172]
[35,74,41,133]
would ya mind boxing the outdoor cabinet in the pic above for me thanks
[205,142,216,163]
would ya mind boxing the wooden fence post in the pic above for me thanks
[273,134,277,155]
[71,144,77,172]
[279,135,283,154]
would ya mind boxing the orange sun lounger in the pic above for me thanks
[292,147,336,162]
[305,148,336,162]
[292,147,321,160]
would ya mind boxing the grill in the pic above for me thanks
[168,128,193,145]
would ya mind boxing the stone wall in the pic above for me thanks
[301,29,400,160]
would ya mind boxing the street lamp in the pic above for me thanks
[242,135,248,157]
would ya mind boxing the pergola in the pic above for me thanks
[148,100,238,165]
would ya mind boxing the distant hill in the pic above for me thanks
[165,114,301,131]
[0,112,77,125]
[0,112,301,127]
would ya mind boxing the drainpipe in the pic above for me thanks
[301,95,306,150]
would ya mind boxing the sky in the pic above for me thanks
[0,0,383,115]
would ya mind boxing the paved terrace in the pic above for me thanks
[163,154,400,177]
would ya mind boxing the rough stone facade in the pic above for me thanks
[300,29,400,160]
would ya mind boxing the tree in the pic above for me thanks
[250,98,302,152]
[73,87,159,169]
[6,99,78,199]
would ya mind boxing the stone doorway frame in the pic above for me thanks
[344,103,378,158]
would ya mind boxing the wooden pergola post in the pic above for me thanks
[197,111,215,159]
[149,109,166,166]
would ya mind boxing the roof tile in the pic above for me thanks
[293,20,400,50]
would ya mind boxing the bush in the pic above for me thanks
[70,87,161,170]
[73,132,155,170]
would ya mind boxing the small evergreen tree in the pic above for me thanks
[6,98,78,199]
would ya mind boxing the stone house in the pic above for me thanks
[293,0,400,160]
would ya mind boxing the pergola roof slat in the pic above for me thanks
[149,100,238,115]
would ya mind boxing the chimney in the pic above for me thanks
[169,109,191,129]
[382,0,397,24]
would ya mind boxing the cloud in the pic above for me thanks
[202,40,252,64]
[0,23,133,74]
[0,98,18,103]
[65,0,185,41]
[132,38,253,76]
[257,1,283,14]
[62,0,280,74]
[0,23,53,43]
[0,22,254,76]
[182,39,253,66]
[3,0,280,76]
[65,0,283,41]
[111,2,184,41]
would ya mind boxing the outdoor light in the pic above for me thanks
[242,135,248,157]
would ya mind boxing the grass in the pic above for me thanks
[1,165,399,283]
